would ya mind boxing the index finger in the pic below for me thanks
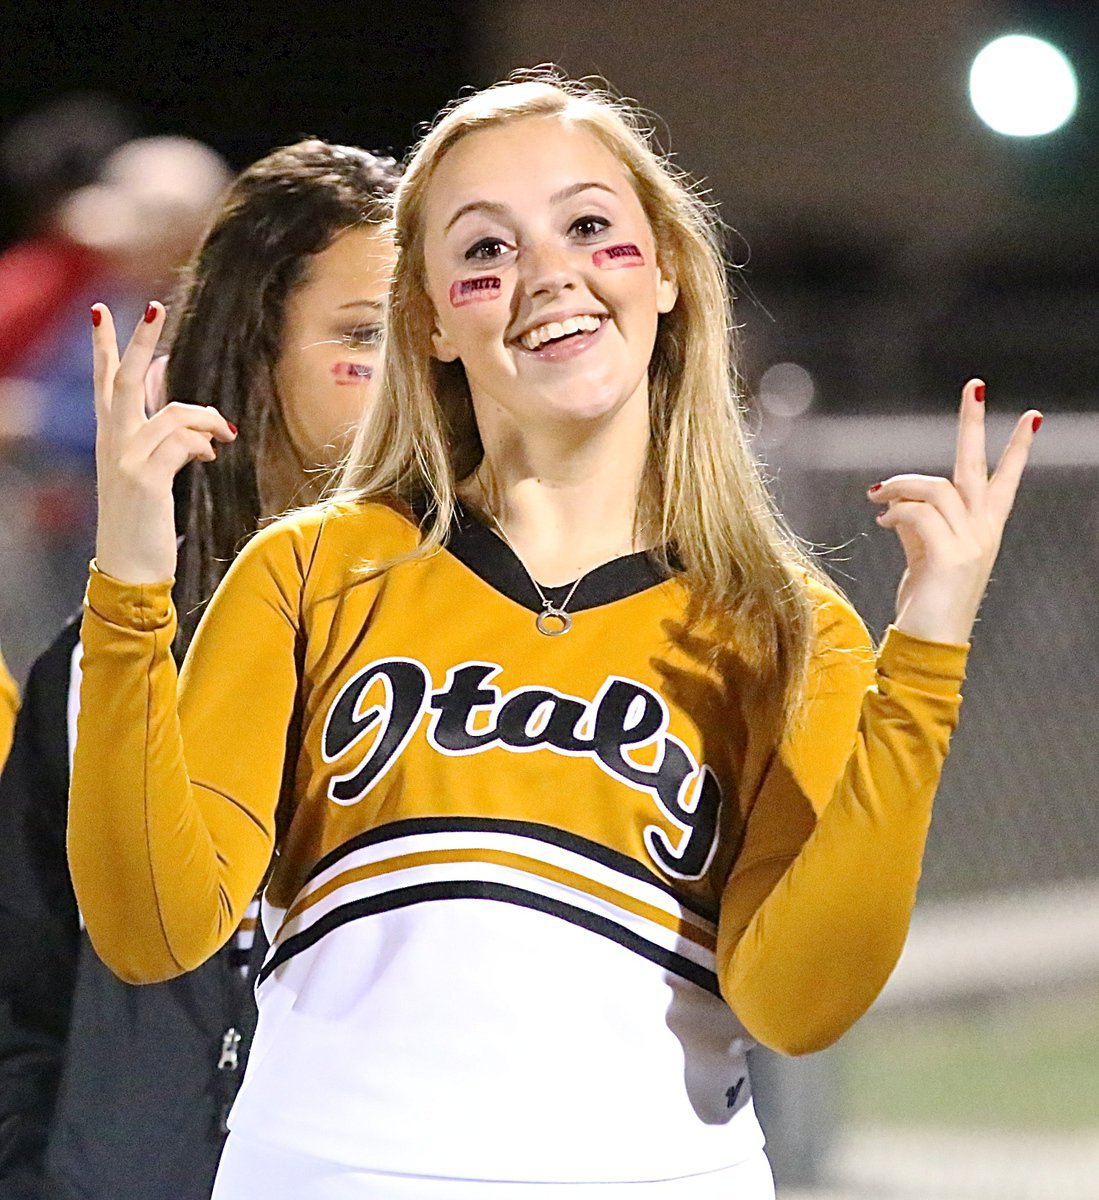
[111,302,166,432]
[953,377,988,507]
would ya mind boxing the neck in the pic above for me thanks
[465,395,651,587]
[258,413,328,518]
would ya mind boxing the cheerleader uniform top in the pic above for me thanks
[69,499,968,1184]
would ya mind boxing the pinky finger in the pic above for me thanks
[876,497,953,543]
[146,429,218,479]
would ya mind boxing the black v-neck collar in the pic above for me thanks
[411,496,671,616]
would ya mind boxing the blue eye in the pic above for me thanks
[571,216,610,239]
[466,237,508,261]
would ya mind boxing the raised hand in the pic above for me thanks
[868,379,1041,645]
[92,302,237,584]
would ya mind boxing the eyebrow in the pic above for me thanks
[336,299,384,312]
[443,181,618,235]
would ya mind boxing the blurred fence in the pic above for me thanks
[0,452,94,681]
[758,409,1099,1200]
[770,409,1099,900]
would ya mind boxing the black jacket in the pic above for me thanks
[0,618,260,1200]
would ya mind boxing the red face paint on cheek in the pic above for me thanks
[331,361,374,384]
[593,243,645,269]
[450,276,502,306]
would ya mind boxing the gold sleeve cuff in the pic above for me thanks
[877,626,969,696]
[85,561,175,632]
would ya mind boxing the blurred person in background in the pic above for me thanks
[71,72,1039,1199]
[0,132,232,627]
[0,92,134,381]
[0,139,399,1200]
[15,134,233,464]
[0,95,135,678]
[0,644,16,768]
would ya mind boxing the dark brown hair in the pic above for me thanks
[165,139,400,651]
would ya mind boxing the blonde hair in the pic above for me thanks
[336,68,828,728]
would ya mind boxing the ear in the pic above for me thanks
[655,260,679,314]
[431,320,460,363]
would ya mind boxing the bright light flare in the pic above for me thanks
[969,35,1078,137]
[759,363,815,419]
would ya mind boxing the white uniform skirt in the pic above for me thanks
[212,1134,776,1200]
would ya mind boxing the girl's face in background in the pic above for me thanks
[421,116,677,438]
[276,223,395,466]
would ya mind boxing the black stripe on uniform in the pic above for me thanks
[257,879,721,996]
[303,814,719,924]
[446,502,669,615]
[402,495,673,616]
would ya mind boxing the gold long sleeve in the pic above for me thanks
[717,601,967,1054]
[69,517,319,982]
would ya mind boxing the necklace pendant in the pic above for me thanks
[536,607,572,637]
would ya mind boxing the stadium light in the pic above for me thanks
[759,362,815,419]
[969,35,1078,137]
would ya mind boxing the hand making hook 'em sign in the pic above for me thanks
[90,302,238,585]
[867,379,1042,645]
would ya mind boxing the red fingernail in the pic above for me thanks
[90,307,101,328]
[1032,415,1043,433]
[227,421,238,435]
[144,303,158,324]
[869,482,882,493]
[974,382,986,403]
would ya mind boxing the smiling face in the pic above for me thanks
[276,222,395,466]
[421,117,678,441]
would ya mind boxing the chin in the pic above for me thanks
[541,381,643,426]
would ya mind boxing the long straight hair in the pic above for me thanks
[165,139,400,652]
[337,72,827,727]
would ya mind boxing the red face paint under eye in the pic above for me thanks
[331,361,374,383]
[593,243,645,269]
[450,276,502,306]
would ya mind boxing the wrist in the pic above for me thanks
[95,547,176,586]
[893,606,977,646]
[95,502,178,585]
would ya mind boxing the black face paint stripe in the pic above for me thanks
[257,879,720,996]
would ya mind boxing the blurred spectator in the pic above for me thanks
[6,134,232,465]
[0,131,231,613]
[0,642,16,769]
[0,93,134,379]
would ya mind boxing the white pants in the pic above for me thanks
[212,1134,776,1200]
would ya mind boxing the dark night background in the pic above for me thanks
[3,0,1097,412]
[0,2,471,225]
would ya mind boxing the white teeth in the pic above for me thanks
[520,314,603,350]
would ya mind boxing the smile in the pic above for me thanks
[519,313,604,351]
[514,315,609,362]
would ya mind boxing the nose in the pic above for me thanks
[520,239,578,301]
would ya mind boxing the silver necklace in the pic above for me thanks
[478,480,585,637]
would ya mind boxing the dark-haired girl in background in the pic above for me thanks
[0,138,399,1200]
